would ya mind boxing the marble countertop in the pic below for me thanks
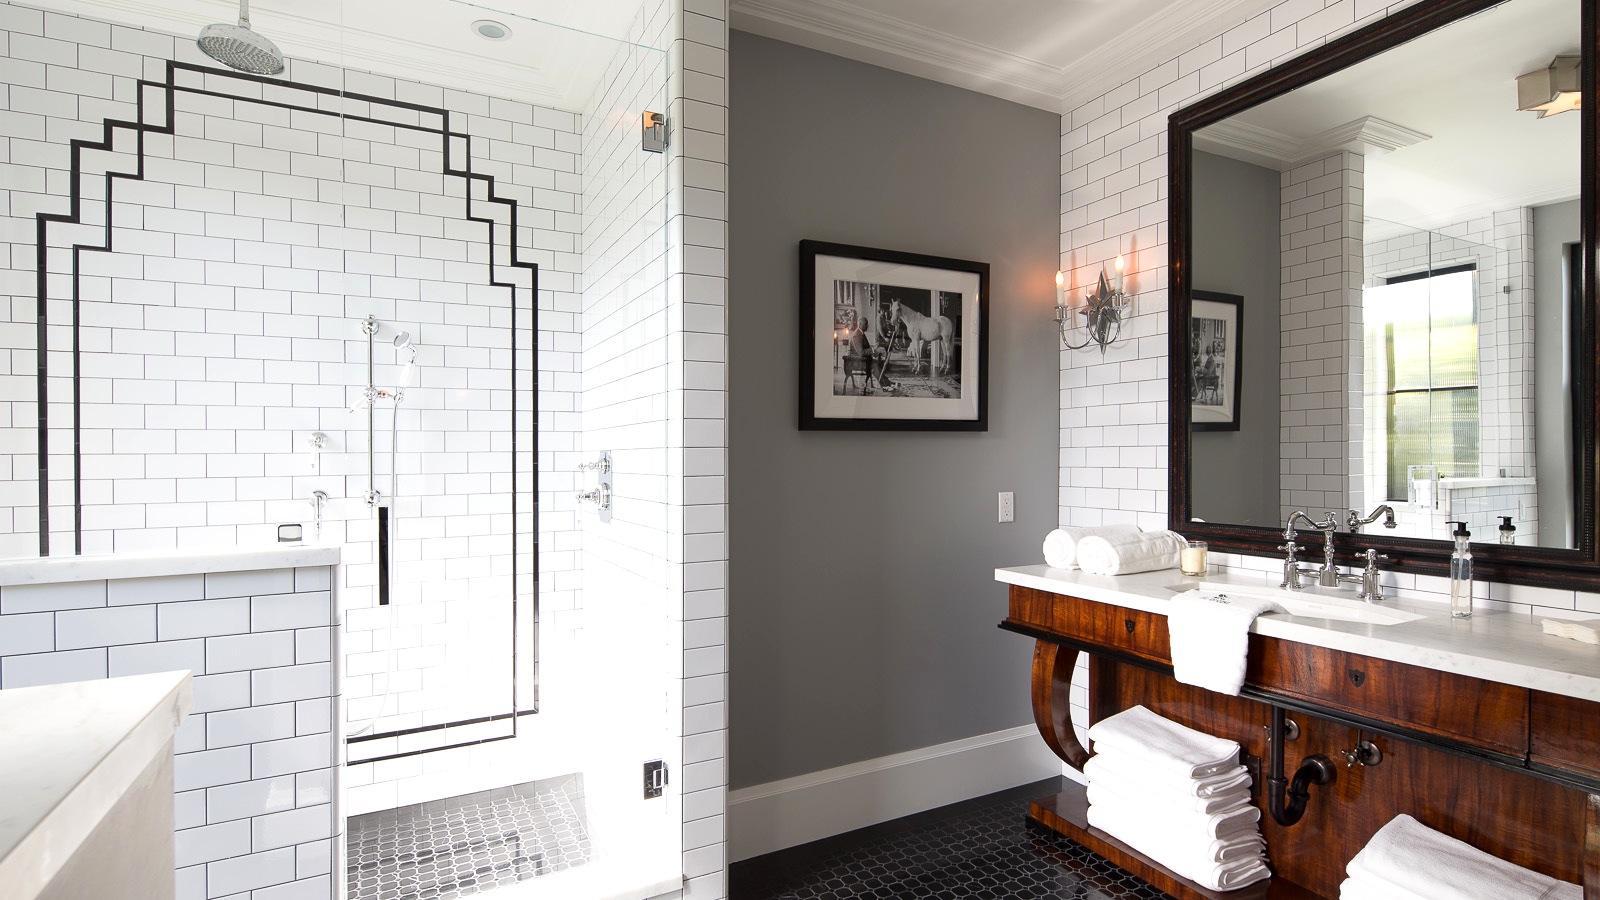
[0,544,341,587]
[0,671,193,900]
[996,565,1600,703]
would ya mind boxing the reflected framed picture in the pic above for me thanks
[1190,290,1242,431]
[799,240,988,431]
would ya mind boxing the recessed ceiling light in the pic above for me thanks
[472,19,511,41]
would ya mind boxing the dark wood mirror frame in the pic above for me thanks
[1168,0,1599,589]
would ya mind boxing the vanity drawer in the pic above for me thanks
[1529,690,1600,780]
[1007,586,1170,664]
[1246,639,1530,756]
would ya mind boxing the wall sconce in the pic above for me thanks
[1055,256,1131,354]
[1517,55,1580,118]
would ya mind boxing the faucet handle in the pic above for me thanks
[1279,542,1304,556]
[1362,548,1392,565]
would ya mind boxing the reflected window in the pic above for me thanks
[1365,266,1480,501]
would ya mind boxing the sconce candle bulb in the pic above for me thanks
[1114,254,1125,292]
[1054,270,1065,307]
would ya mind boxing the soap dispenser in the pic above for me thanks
[1498,516,1516,545]
[1447,520,1472,619]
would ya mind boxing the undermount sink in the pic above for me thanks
[1164,581,1427,626]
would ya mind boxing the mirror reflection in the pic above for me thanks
[1187,0,1581,548]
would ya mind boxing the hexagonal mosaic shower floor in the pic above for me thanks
[347,774,592,900]
[730,778,1173,900]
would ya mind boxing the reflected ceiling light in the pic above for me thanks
[472,19,512,41]
[1517,55,1580,118]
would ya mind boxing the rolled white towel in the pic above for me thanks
[1168,591,1281,696]
[1043,525,1143,569]
[1086,752,1251,799]
[1084,757,1251,815]
[1347,814,1581,900]
[1087,704,1240,780]
[1076,529,1185,576]
[1087,800,1270,892]
[1087,783,1261,840]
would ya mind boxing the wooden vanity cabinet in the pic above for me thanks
[1005,585,1600,900]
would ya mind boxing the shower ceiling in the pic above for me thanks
[27,0,653,110]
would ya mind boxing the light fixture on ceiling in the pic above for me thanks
[472,19,512,41]
[1516,55,1580,118]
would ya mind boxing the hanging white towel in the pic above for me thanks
[1043,525,1144,569]
[1167,590,1281,696]
[1087,800,1271,892]
[1075,529,1185,576]
[1347,814,1582,900]
[1085,753,1252,799]
[1087,705,1240,780]
[1084,757,1251,815]
[1087,783,1261,840]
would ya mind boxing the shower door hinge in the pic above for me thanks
[642,111,669,153]
[644,759,667,799]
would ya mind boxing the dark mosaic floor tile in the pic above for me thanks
[347,773,592,900]
[730,778,1172,900]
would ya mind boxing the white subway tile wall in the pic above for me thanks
[0,0,571,809]
[0,568,336,900]
[1059,0,1593,744]
[1278,150,1363,521]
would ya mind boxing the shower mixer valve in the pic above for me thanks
[575,484,612,510]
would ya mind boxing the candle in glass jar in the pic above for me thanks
[1180,540,1208,576]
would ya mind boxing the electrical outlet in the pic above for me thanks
[998,491,1014,523]
[643,760,667,799]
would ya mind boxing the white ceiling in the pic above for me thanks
[729,0,1279,111]
[1196,0,1580,231]
[30,0,660,111]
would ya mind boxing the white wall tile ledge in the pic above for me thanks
[0,671,193,899]
[995,565,1600,704]
[0,545,340,587]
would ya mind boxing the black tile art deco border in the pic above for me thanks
[32,60,541,753]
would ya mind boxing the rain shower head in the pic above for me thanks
[197,0,286,76]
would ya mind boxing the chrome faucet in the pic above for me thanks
[1347,505,1398,534]
[1343,548,1392,602]
[1282,511,1339,589]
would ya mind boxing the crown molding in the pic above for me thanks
[1197,115,1431,169]
[34,0,583,110]
[729,0,1064,111]
[1057,0,1281,114]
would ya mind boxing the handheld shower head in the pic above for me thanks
[393,331,412,350]
[197,0,286,75]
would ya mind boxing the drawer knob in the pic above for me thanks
[1125,619,1136,634]
[1348,668,1367,688]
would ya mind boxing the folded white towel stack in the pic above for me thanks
[1042,525,1145,569]
[1085,705,1270,892]
[1168,591,1282,696]
[1076,529,1186,576]
[1340,814,1581,900]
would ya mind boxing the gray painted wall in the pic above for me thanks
[728,31,1060,788]
[1188,151,1281,528]
[1534,199,1579,547]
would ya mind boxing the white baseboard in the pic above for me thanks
[727,724,1062,862]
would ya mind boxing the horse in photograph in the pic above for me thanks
[887,300,955,376]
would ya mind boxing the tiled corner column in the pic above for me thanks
[0,561,338,900]
[1488,206,1537,479]
[668,0,729,897]
[1279,150,1363,522]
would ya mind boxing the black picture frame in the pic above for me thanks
[799,240,989,431]
[1190,291,1243,432]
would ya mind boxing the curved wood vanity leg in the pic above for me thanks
[1585,794,1600,900]
[1030,639,1091,769]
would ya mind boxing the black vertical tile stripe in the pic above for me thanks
[730,779,1173,900]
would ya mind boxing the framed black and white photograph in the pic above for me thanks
[799,240,989,431]
[1190,290,1243,431]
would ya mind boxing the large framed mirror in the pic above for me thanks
[1169,0,1597,587]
